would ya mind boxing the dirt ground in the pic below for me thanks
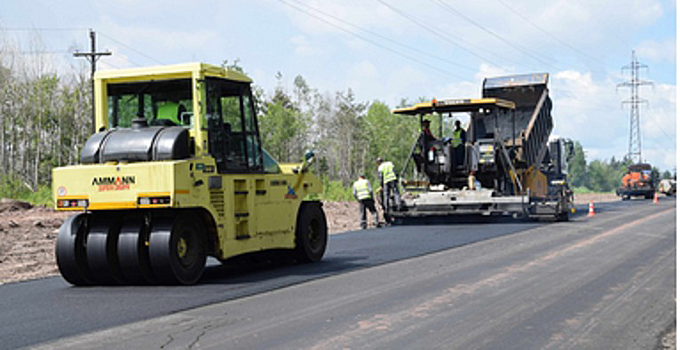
[0,192,632,285]
[0,199,70,285]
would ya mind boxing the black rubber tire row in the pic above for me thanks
[56,210,207,286]
[56,203,328,286]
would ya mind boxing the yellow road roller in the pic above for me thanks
[53,63,327,285]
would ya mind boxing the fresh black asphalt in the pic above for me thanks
[0,200,652,349]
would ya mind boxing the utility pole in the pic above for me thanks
[74,29,111,133]
[617,50,652,164]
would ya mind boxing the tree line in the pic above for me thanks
[0,45,673,203]
[568,141,673,193]
[0,40,92,200]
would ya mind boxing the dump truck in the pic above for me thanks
[53,63,327,285]
[390,73,573,221]
[616,163,655,200]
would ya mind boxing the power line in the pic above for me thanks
[494,0,611,71]
[378,0,500,66]
[279,0,471,81]
[0,27,86,32]
[0,26,153,67]
[643,134,675,159]
[287,0,477,73]
[98,32,165,66]
[98,60,124,70]
[378,0,536,71]
[431,0,559,70]
[0,50,71,55]
[645,112,675,146]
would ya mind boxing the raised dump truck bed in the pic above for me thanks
[483,73,553,168]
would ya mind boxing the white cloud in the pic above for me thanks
[349,60,378,78]
[637,38,676,63]
[344,62,430,105]
[290,35,324,56]
[548,69,676,171]
[97,49,133,70]
[279,0,410,37]
[97,16,218,64]
[434,68,676,171]
[474,63,515,82]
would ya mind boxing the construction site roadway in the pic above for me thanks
[2,198,675,349]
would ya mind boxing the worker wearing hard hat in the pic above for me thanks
[377,157,402,211]
[422,119,434,141]
[352,174,379,229]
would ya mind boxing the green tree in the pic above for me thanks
[586,160,614,192]
[568,141,587,187]
[365,101,419,181]
[330,89,367,185]
[259,93,298,162]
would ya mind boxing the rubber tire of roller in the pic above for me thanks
[55,213,94,286]
[294,203,328,263]
[86,214,124,285]
[149,213,207,285]
[117,214,156,284]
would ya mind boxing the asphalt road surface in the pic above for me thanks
[2,198,674,349]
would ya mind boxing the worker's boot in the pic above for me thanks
[361,221,367,230]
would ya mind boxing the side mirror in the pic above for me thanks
[297,149,315,174]
[304,149,315,164]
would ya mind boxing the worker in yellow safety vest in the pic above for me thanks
[155,101,187,126]
[352,174,379,229]
[377,157,402,211]
[452,120,467,168]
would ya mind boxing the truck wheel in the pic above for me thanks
[149,212,207,285]
[295,203,327,263]
[556,211,569,222]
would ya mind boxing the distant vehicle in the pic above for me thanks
[616,163,655,200]
[658,179,676,196]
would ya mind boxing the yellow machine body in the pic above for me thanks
[53,157,321,259]
[52,63,326,285]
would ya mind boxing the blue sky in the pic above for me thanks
[1,0,676,171]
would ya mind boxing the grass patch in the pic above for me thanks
[572,186,596,194]
[321,178,354,201]
[0,174,52,207]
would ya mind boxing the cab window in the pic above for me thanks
[206,78,263,173]
[107,79,193,128]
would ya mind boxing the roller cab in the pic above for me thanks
[53,63,327,285]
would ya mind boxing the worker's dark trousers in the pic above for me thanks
[453,145,465,168]
[384,180,402,209]
[359,199,379,229]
